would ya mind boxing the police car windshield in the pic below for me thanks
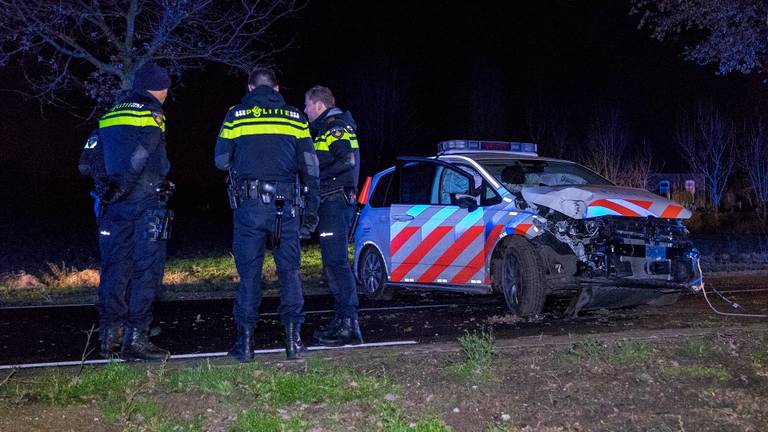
[479,159,613,189]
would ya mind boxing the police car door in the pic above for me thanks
[389,159,483,285]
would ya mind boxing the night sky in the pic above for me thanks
[0,0,763,213]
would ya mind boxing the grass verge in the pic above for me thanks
[560,337,655,367]
[231,410,305,432]
[660,365,731,381]
[2,331,767,431]
[448,329,495,381]
[376,401,453,432]
[253,357,394,406]
[3,362,143,405]
[166,359,258,397]
[0,244,333,303]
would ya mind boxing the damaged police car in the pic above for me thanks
[352,140,703,316]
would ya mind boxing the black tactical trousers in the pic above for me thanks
[232,199,304,328]
[318,193,359,319]
[97,195,167,330]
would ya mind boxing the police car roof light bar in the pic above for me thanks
[437,140,538,155]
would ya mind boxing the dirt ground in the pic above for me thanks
[1,324,766,432]
[377,327,768,431]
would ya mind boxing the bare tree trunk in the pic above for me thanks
[740,117,768,229]
[618,140,653,189]
[676,102,734,215]
[582,103,628,184]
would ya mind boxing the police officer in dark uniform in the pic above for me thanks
[215,68,320,361]
[95,63,173,360]
[303,86,363,346]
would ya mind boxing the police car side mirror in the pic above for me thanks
[455,194,479,212]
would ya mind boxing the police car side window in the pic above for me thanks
[438,167,470,205]
[369,172,394,208]
[455,163,501,206]
[397,163,436,205]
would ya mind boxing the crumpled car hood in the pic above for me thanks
[521,184,692,220]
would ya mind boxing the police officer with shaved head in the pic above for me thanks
[215,68,320,361]
[304,85,364,346]
[95,62,174,361]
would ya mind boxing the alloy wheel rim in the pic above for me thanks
[503,254,520,307]
[363,252,382,293]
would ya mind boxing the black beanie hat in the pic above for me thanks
[132,63,170,91]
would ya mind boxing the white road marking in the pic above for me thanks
[1,303,464,312]
[0,340,419,370]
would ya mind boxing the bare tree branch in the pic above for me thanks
[76,325,97,379]
[0,0,301,108]
[580,103,656,188]
[740,116,768,219]
[676,102,735,209]
[0,369,16,388]
[582,103,629,184]
[618,139,653,189]
[632,0,768,75]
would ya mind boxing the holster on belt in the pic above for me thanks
[267,194,286,250]
[239,179,288,204]
[232,179,293,249]
[343,187,357,206]
[227,174,239,209]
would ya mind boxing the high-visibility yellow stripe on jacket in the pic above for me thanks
[99,109,165,132]
[218,117,310,140]
[222,116,308,130]
[314,129,359,152]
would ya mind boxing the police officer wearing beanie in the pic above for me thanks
[215,68,320,361]
[304,85,363,346]
[95,63,173,360]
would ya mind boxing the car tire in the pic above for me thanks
[500,235,546,316]
[358,246,394,300]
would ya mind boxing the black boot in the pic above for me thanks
[313,316,342,340]
[121,327,170,361]
[285,323,308,360]
[317,318,364,347]
[99,325,122,358]
[228,325,254,362]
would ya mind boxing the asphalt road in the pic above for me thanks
[1,283,767,367]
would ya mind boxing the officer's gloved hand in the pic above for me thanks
[101,179,132,203]
[299,213,319,240]
[156,180,175,203]
[156,180,175,195]
[93,178,109,198]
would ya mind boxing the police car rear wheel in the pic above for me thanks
[358,247,393,300]
[500,236,545,317]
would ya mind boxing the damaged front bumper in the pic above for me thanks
[552,215,704,313]
[579,216,703,291]
[569,251,703,314]
[577,249,704,292]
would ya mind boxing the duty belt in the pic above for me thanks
[231,179,291,250]
[235,179,295,204]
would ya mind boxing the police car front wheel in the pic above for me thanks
[500,236,546,317]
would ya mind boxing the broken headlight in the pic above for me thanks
[560,199,586,219]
